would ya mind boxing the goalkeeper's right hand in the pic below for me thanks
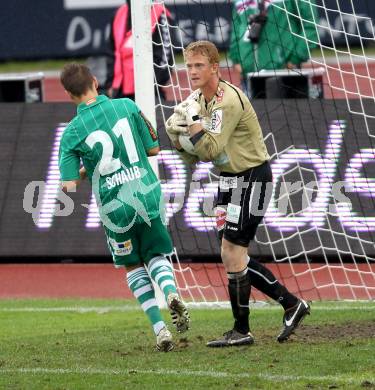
[174,99,201,126]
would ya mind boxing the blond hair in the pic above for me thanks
[184,40,220,64]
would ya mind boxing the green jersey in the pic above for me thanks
[59,95,162,233]
[229,0,318,75]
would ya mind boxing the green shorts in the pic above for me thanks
[105,216,173,268]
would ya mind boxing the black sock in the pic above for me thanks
[247,258,298,310]
[227,268,251,334]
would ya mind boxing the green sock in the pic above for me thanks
[126,266,165,335]
[147,256,178,301]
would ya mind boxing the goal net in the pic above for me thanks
[141,0,375,303]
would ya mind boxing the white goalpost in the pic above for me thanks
[132,0,375,304]
[132,0,166,307]
[131,0,159,175]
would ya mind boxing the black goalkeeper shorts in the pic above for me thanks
[216,161,273,247]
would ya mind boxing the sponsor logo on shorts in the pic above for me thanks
[226,203,241,224]
[110,238,133,256]
[219,176,238,190]
[215,206,227,231]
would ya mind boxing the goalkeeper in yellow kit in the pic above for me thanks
[166,41,310,347]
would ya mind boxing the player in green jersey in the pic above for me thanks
[59,63,189,352]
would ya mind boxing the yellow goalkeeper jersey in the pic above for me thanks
[186,79,270,173]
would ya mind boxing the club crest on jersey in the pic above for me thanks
[210,110,223,134]
[216,88,224,103]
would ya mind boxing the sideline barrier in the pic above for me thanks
[0,100,374,259]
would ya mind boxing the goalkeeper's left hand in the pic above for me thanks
[174,99,201,126]
[165,112,189,135]
[165,112,188,147]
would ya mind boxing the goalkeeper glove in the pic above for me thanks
[165,112,189,135]
[165,112,189,146]
[174,99,201,126]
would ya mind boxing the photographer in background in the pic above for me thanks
[229,0,318,96]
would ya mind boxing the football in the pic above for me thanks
[178,134,198,155]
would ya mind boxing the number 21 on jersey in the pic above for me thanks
[85,118,139,176]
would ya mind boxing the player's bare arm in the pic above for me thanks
[79,167,87,180]
[61,163,86,192]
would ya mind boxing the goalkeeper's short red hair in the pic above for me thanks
[184,40,220,65]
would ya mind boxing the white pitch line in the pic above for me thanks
[0,305,140,313]
[0,303,374,313]
[0,367,371,385]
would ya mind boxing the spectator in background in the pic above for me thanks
[229,0,318,96]
[105,0,173,101]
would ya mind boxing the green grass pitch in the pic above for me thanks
[0,299,374,389]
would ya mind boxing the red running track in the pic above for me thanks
[1,263,374,301]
